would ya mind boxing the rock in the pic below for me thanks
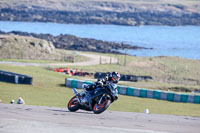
[38,40,55,53]
[0,30,152,54]
[0,1,200,26]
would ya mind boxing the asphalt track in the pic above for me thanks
[0,104,200,133]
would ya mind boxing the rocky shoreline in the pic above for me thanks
[0,30,151,54]
[0,0,199,54]
[1,8,199,26]
[0,0,200,26]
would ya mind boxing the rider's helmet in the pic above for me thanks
[109,72,120,83]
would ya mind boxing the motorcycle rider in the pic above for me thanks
[86,72,120,91]
[68,72,121,113]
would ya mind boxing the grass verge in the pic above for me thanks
[0,64,200,116]
[59,52,200,93]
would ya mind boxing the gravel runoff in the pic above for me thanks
[0,104,200,133]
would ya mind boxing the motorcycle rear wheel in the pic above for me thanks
[68,96,80,112]
[93,97,111,114]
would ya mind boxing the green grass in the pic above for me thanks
[0,64,73,107]
[111,95,200,116]
[0,57,87,63]
[0,49,89,63]
[0,64,200,117]
[0,59,70,63]
[58,52,200,92]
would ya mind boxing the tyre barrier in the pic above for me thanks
[94,72,153,82]
[65,78,200,104]
[0,70,32,85]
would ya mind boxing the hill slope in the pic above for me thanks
[0,34,75,61]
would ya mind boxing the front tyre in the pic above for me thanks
[67,96,80,112]
[93,97,111,114]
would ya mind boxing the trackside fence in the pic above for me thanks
[65,78,200,104]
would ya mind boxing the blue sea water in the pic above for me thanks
[0,21,200,60]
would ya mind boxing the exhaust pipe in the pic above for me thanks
[72,88,79,95]
[72,88,81,103]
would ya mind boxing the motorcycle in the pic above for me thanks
[67,83,118,114]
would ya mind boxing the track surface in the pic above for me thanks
[0,104,199,133]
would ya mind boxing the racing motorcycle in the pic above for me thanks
[67,83,118,114]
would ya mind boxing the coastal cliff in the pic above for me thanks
[0,0,200,26]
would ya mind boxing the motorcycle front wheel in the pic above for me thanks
[67,96,80,112]
[93,96,111,114]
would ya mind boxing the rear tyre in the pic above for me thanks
[93,96,111,114]
[67,96,80,112]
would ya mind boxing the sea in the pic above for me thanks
[0,21,200,60]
